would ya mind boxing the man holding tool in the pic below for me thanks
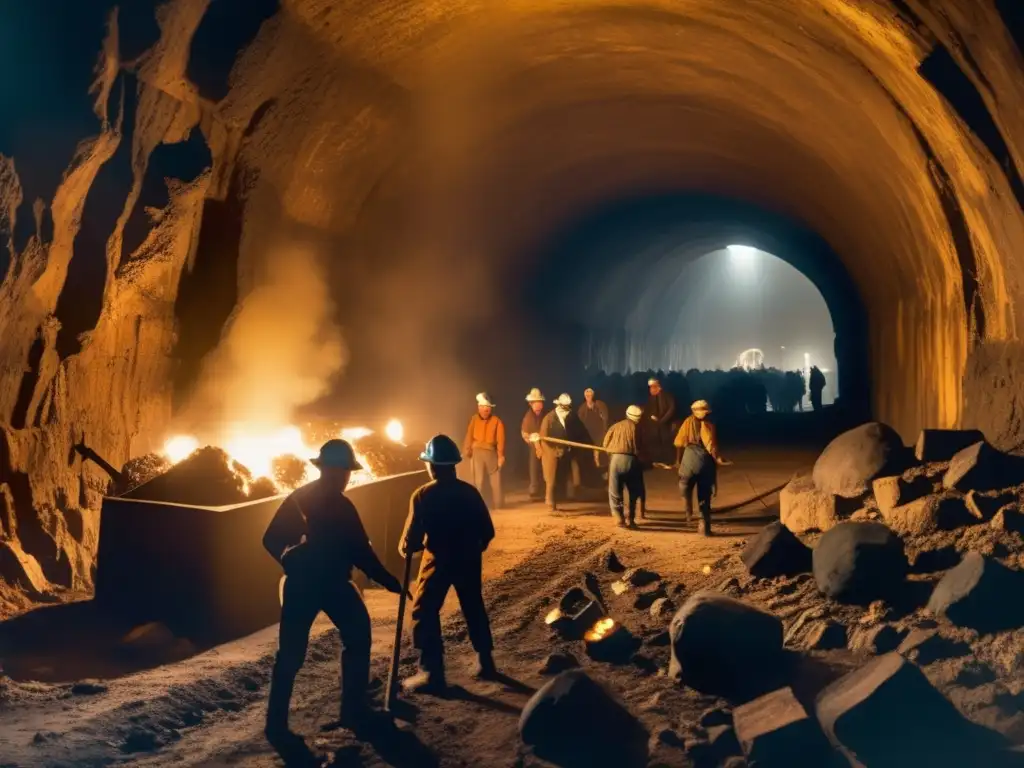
[602,405,647,528]
[673,399,730,536]
[399,434,499,695]
[262,439,405,744]
[537,393,588,511]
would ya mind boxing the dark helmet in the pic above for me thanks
[310,439,363,470]
[419,434,462,466]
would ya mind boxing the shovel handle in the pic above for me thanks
[385,553,414,711]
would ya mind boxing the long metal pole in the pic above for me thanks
[385,553,414,711]
[534,435,609,452]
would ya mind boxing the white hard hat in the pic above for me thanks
[626,405,643,421]
[584,387,594,395]
[476,392,495,407]
[554,393,572,407]
[648,378,660,386]
[691,399,711,415]
[525,388,545,402]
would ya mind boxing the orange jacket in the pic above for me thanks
[464,414,506,459]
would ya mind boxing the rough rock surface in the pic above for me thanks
[740,521,812,578]
[943,442,1001,493]
[812,522,908,604]
[812,422,907,499]
[733,687,832,766]
[927,552,1024,633]
[915,429,987,463]
[872,474,932,515]
[882,494,975,536]
[779,475,840,534]
[669,591,785,698]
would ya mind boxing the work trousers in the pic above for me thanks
[471,448,504,508]
[679,445,717,529]
[810,391,823,411]
[268,575,371,727]
[527,447,543,499]
[607,453,645,524]
[541,451,580,507]
[410,552,493,672]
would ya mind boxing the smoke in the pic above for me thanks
[185,242,347,434]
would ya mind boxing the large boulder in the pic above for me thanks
[915,429,986,462]
[926,552,1024,633]
[669,591,785,698]
[812,522,908,605]
[943,441,1001,493]
[815,653,1007,764]
[519,670,647,765]
[813,422,907,499]
[733,687,833,766]
[882,494,974,536]
[780,476,840,533]
[741,522,812,578]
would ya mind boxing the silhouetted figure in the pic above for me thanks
[463,392,506,509]
[400,435,497,694]
[603,406,647,527]
[262,440,404,744]
[521,388,546,501]
[578,387,609,469]
[643,377,677,464]
[674,401,728,536]
[539,393,586,510]
[809,366,826,411]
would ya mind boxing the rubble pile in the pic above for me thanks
[345,433,423,478]
[112,454,172,496]
[522,423,1024,766]
[120,447,256,506]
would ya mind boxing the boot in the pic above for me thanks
[699,510,713,537]
[265,678,297,745]
[637,500,647,521]
[684,498,694,523]
[470,652,500,681]
[403,654,447,695]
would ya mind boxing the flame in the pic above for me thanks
[163,435,199,464]
[584,617,618,643]
[544,608,564,625]
[158,420,403,492]
[385,418,404,444]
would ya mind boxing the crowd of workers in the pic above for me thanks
[260,377,729,748]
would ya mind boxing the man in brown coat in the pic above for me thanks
[578,387,609,468]
[643,377,676,464]
[538,393,587,511]
[521,388,546,501]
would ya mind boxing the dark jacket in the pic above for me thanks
[539,408,590,457]
[578,401,609,444]
[644,391,677,426]
[399,477,495,563]
[262,482,398,589]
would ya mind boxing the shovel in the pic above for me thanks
[384,553,414,711]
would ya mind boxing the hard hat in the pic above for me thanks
[691,399,711,415]
[648,378,660,386]
[476,392,495,407]
[584,387,595,395]
[419,434,462,465]
[525,388,546,402]
[554,393,572,407]
[626,405,643,421]
[310,439,363,470]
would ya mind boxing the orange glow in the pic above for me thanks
[584,617,618,643]
[545,608,564,625]
[385,418,405,444]
[162,435,199,464]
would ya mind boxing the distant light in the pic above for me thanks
[384,418,404,444]
[727,245,758,255]
[727,244,758,270]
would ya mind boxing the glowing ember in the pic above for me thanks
[584,617,618,643]
[162,435,199,464]
[384,418,404,444]
[545,608,564,625]
[340,426,373,442]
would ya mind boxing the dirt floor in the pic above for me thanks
[0,448,833,767]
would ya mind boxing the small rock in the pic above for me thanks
[779,476,840,534]
[915,429,986,462]
[812,522,908,605]
[883,494,974,535]
[873,475,931,515]
[604,550,626,573]
[991,507,1024,534]
[519,671,647,765]
[927,552,1024,633]
[804,621,847,650]
[669,592,785,698]
[70,680,108,696]
[634,586,668,610]
[860,599,890,624]
[741,522,813,578]
[623,567,660,588]
[717,577,740,593]
[611,580,630,595]
[734,687,832,766]
[707,724,742,759]
[966,491,1016,521]
[897,628,970,666]
[813,422,907,498]
[943,441,1000,493]
[815,653,1007,764]
[849,624,906,654]
[539,652,579,675]
[700,707,734,727]
[650,597,675,619]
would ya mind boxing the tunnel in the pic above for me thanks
[0,0,1023,593]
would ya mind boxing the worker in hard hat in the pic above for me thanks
[578,387,609,469]
[400,434,498,694]
[643,377,677,464]
[521,388,546,501]
[463,392,506,509]
[538,393,586,511]
[674,400,727,536]
[602,405,647,528]
[262,439,405,743]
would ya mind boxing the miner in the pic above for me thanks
[463,392,506,509]
[578,387,609,468]
[400,434,498,693]
[643,377,677,463]
[538,393,585,511]
[809,365,826,411]
[521,388,547,501]
[602,405,647,528]
[262,439,405,742]
[673,400,727,536]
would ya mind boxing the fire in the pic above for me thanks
[584,617,618,643]
[159,419,406,492]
